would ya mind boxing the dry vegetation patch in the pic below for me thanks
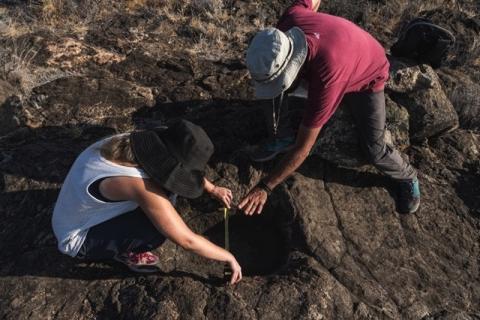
[1,0,478,102]
[0,38,71,98]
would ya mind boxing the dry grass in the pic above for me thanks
[2,0,476,91]
[0,0,263,97]
[0,38,71,98]
[0,13,31,38]
[1,0,264,59]
[0,39,38,89]
[125,0,149,12]
[320,0,466,42]
[152,0,266,59]
[25,0,111,36]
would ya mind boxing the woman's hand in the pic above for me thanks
[227,256,242,285]
[204,178,233,208]
[210,186,233,209]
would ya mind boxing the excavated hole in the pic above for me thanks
[204,211,291,276]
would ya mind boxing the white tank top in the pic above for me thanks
[52,134,150,257]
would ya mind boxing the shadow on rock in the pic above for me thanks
[204,212,291,276]
[298,156,396,199]
[0,188,291,282]
[454,171,480,217]
[0,244,225,285]
[0,124,117,183]
[133,98,270,158]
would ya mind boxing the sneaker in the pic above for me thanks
[250,136,295,162]
[397,178,421,214]
[114,251,161,273]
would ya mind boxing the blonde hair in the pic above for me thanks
[100,134,137,166]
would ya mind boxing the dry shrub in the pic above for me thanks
[190,0,225,16]
[28,0,110,34]
[125,0,149,12]
[0,39,38,89]
[3,0,269,59]
[0,39,71,98]
[152,0,265,59]
[0,12,31,38]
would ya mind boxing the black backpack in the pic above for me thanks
[391,18,456,68]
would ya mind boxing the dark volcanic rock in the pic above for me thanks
[0,81,21,136]
[311,94,409,167]
[387,58,460,142]
[3,98,479,320]
[0,79,15,105]
[0,76,155,134]
[437,68,480,130]
[1,2,480,320]
[0,95,24,136]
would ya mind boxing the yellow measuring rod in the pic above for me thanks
[224,207,229,251]
[223,207,232,280]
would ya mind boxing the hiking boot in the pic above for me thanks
[114,251,161,273]
[397,178,421,214]
[250,136,295,162]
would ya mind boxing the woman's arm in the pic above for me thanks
[203,178,233,208]
[100,176,242,283]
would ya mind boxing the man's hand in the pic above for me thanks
[238,187,268,215]
[239,125,321,216]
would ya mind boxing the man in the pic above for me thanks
[239,0,420,215]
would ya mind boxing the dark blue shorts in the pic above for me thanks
[77,208,165,260]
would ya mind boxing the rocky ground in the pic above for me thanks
[0,0,479,319]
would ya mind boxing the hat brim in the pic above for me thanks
[130,131,204,199]
[162,164,205,199]
[253,27,308,99]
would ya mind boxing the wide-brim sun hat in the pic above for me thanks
[130,119,214,199]
[246,27,307,99]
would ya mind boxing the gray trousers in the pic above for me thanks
[264,90,417,181]
[340,90,417,181]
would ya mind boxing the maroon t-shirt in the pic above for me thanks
[277,0,390,128]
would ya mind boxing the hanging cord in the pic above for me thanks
[272,91,285,137]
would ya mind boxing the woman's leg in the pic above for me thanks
[78,207,165,261]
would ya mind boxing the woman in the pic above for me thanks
[52,119,242,284]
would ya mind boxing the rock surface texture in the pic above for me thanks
[0,1,479,319]
[386,58,460,142]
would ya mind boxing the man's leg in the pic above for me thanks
[344,90,420,213]
[78,208,165,272]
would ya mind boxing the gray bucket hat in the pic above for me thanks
[246,27,307,99]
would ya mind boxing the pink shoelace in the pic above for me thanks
[127,251,159,265]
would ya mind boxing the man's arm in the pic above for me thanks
[238,125,321,215]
